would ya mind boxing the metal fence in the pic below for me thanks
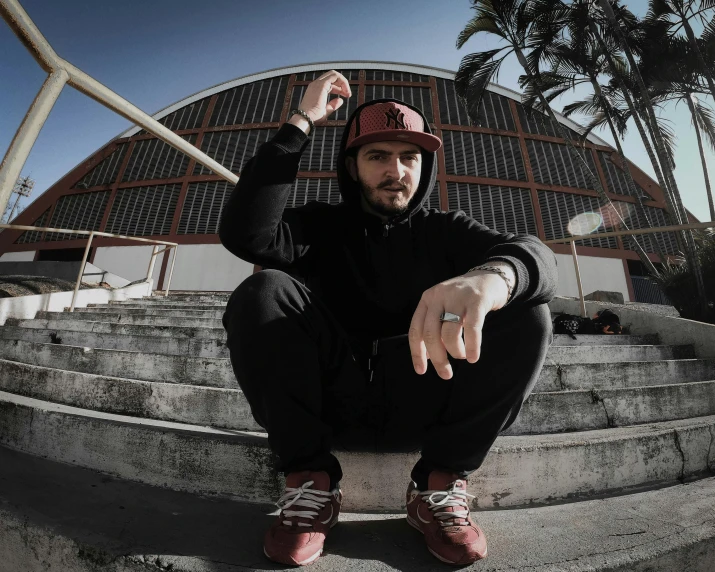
[631,276,671,306]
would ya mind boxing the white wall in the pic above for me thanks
[554,253,631,302]
[161,244,253,291]
[93,246,157,282]
[0,251,35,262]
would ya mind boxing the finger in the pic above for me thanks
[463,306,486,363]
[408,300,428,375]
[441,319,467,361]
[425,305,452,380]
[325,97,344,115]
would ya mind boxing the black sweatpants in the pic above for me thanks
[222,269,552,490]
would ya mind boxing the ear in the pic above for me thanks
[345,156,357,181]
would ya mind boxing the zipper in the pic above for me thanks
[368,338,379,383]
[383,224,390,237]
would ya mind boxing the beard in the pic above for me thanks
[357,172,415,218]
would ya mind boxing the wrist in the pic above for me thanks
[287,114,311,135]
[464,262,516,307]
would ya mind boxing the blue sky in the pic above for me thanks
[1,0,712,222]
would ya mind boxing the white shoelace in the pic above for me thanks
[276,480,333,528]
[421,482,476,527]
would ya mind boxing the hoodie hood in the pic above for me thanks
[336,98,439,224]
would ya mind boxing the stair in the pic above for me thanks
[1,292,714,570]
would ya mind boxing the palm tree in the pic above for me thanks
[455,0,653,266]
[594,0,709,311]
[647,0,715,101]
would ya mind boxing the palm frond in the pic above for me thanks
[456,13,503,49]
[653,114,679,169]
[562,96,603,118]
[692,97,715,153]
[455,49,509,124]
[579,112,611,141]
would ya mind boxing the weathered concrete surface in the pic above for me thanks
[0,339,234,387]
[0,325,228,358]
[0,359,252,430]
[3,317,226,340]
[73,306,225,319]
[552,333,659,345]
[103,302,227,310]
[3,356,714,434]
[2,391,714,511]
[2,446,715,572]
[551,296,715,358]
[37,310,224,328]
[546,344,694,364]
[536,359,715,392]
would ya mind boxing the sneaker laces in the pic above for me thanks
[276,480,333,528]
[422,481,475,527]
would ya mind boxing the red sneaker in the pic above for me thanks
[263,471,342,566]
[406,471,487,565]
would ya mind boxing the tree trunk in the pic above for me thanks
[596,0,708,315]
[591,75,665,274]
[681,14,715,102]
[685,93,715,221]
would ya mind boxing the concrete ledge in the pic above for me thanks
[73,307,225,318]
[0,280,153,326]
[0,339,234,387]
[37,310,224,328]
[2,446,714,571]
[3,357,715,434]
[550,296,715,359]
[1,391,713,510]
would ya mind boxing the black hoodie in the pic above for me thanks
[219,98,558,345]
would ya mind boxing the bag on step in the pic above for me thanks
[592,308,623,335]
[553,314,594,339]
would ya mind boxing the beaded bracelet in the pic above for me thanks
[288,108,315,135]
[466,264,515,301]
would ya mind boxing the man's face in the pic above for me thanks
[346,141,423,220]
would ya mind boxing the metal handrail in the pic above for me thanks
[0,223,178,311]
[543,221,715,317]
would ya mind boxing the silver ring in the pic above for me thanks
[440,311,461,323]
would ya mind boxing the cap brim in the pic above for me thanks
[347,130,442,152]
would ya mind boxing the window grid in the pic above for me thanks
[538,190,618,249]
[299,127,342,172]
[516,104,581,140]
[74,144,128,189]
[619,202,678,255]
[122,134,196,183]
[447,183,537,235]
[45,191,110,241]
[209,76,289,126]
[15,208,51,244]
[194,129,276,175]
[363,86,434,123]
[178,181,234,235]
[137,97,210,135]
[435,79,515,131]
[105,185,180,237]
[295,70,359,81]
[364,70,429,82]
[598,152,652,199]
[442,131,526,181]
[527,140,596,190]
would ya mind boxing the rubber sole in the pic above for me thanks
[406,514,488,565]
[263,516,339,567]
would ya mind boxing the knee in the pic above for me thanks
[224,269,299,326]
[484,302,553,347]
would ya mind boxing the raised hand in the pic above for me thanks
[289,71,352,133]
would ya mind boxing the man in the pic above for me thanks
[220,70,557,566]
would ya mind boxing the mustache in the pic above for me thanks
[377,179,407,190]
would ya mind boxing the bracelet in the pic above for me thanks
[288,108,315,135]
[466,264,514,301]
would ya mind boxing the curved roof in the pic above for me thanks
[118,60,610,147]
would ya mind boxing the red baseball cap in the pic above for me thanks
[346,101,442,152]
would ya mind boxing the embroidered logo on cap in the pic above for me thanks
[385,109,407,129]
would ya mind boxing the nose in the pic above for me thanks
[384,157,406,180]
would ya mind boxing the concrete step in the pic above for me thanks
[3,446,714,572]
[2,357,714,434]
[72,306,225,319]
[2,318,226,340]
[547,344,694,364]
[98,301,227,310]
[38,310,224,329]
[2,390,714,511]
[0,325,227,358]
[0,339,234,388]
[152,293,230,301]
[552,333,659,345]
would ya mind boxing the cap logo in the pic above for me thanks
[385,109,407,129]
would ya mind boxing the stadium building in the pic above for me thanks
[0,61,679,302]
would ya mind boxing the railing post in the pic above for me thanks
[164,246,177,297]
[571,240,587,318]
[0,68,69,217]
[145,244,159,288]
[69,230,94,312]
